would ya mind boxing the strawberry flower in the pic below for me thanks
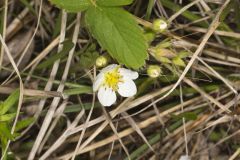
[93,64,138,106]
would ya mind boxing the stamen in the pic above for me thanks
[103,67,123,91]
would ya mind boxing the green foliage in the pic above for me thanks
[96,0,133,6]
[178,51,189,58]
[145,0,155,20]
[0,90,33,159]
[157,57,171,63]
[220,0,234,22]
[20,0,36,15]
[136,78,155,96]
[0,89,19,115]
[172,57,185,67]
[209,129,227,142]
[0,123,15,141]
[0,113,17,122]
[209,131,222,142]
[64,87,92,96]
[15,118,35,132]
[79,51,99,68]
[172,112,198,121]
[49,0,91,12]
[36,41,74,69]
[0,90,19,159]
[49,0,148,69]
[52,12,63,38]
[144,30,156,44]
[85,7,147,69]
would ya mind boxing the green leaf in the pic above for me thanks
[144,30,156,44]
[178,51,189,58]
[36,41,74,69]
[0,123,15,140]
[0,113,16,122]
[64,86,92,96]
[52,12,63,38]
[172,57,185,67]
[155,39,171,49]
[220,1,234,22]
[49,0,91,12]
[158,57,171,63]
[1,137,8,160]
[172,112,198,121]
[137,78,155,96]
[85,7,148,69]
[63,103,101,113]
[0,89,19,115]
[15,118,35,132]
[79,51,99,68]
[97,0,133,6]
[209,131,222,142]
[20,0,36,15]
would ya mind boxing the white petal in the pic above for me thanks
[119,68,139,80]
[101,64,118,73]
[117,78,137,97]
[98,87,117,107]
[93,72,104,92]
[160,22,167,30]
[179,155,190,160]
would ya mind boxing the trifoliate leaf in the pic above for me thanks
[97,0,133,6]
[85,7,148,69]
[49,0,91,12]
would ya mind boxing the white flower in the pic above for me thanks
[93,64,138,106]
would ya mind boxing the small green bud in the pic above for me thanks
[144,30,156,43]
[147,65,162,78]
[96,55,108,68]
[150,48,176,59]
[152,19,168,33]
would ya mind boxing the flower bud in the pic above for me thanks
[149,48,176,61]
[144,30,156,43]
[152,19,168,33]
[96,55,108,68]
[147,65,162,78]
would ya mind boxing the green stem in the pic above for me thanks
[146,0,155,20]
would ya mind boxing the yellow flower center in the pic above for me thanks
[104,68,122,91]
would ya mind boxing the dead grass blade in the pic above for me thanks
[121,112,155,152]
[27,11,68,160]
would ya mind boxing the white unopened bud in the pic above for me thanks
[147,65,162,78]
[153,19,168,33]
[96,56,108,68]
